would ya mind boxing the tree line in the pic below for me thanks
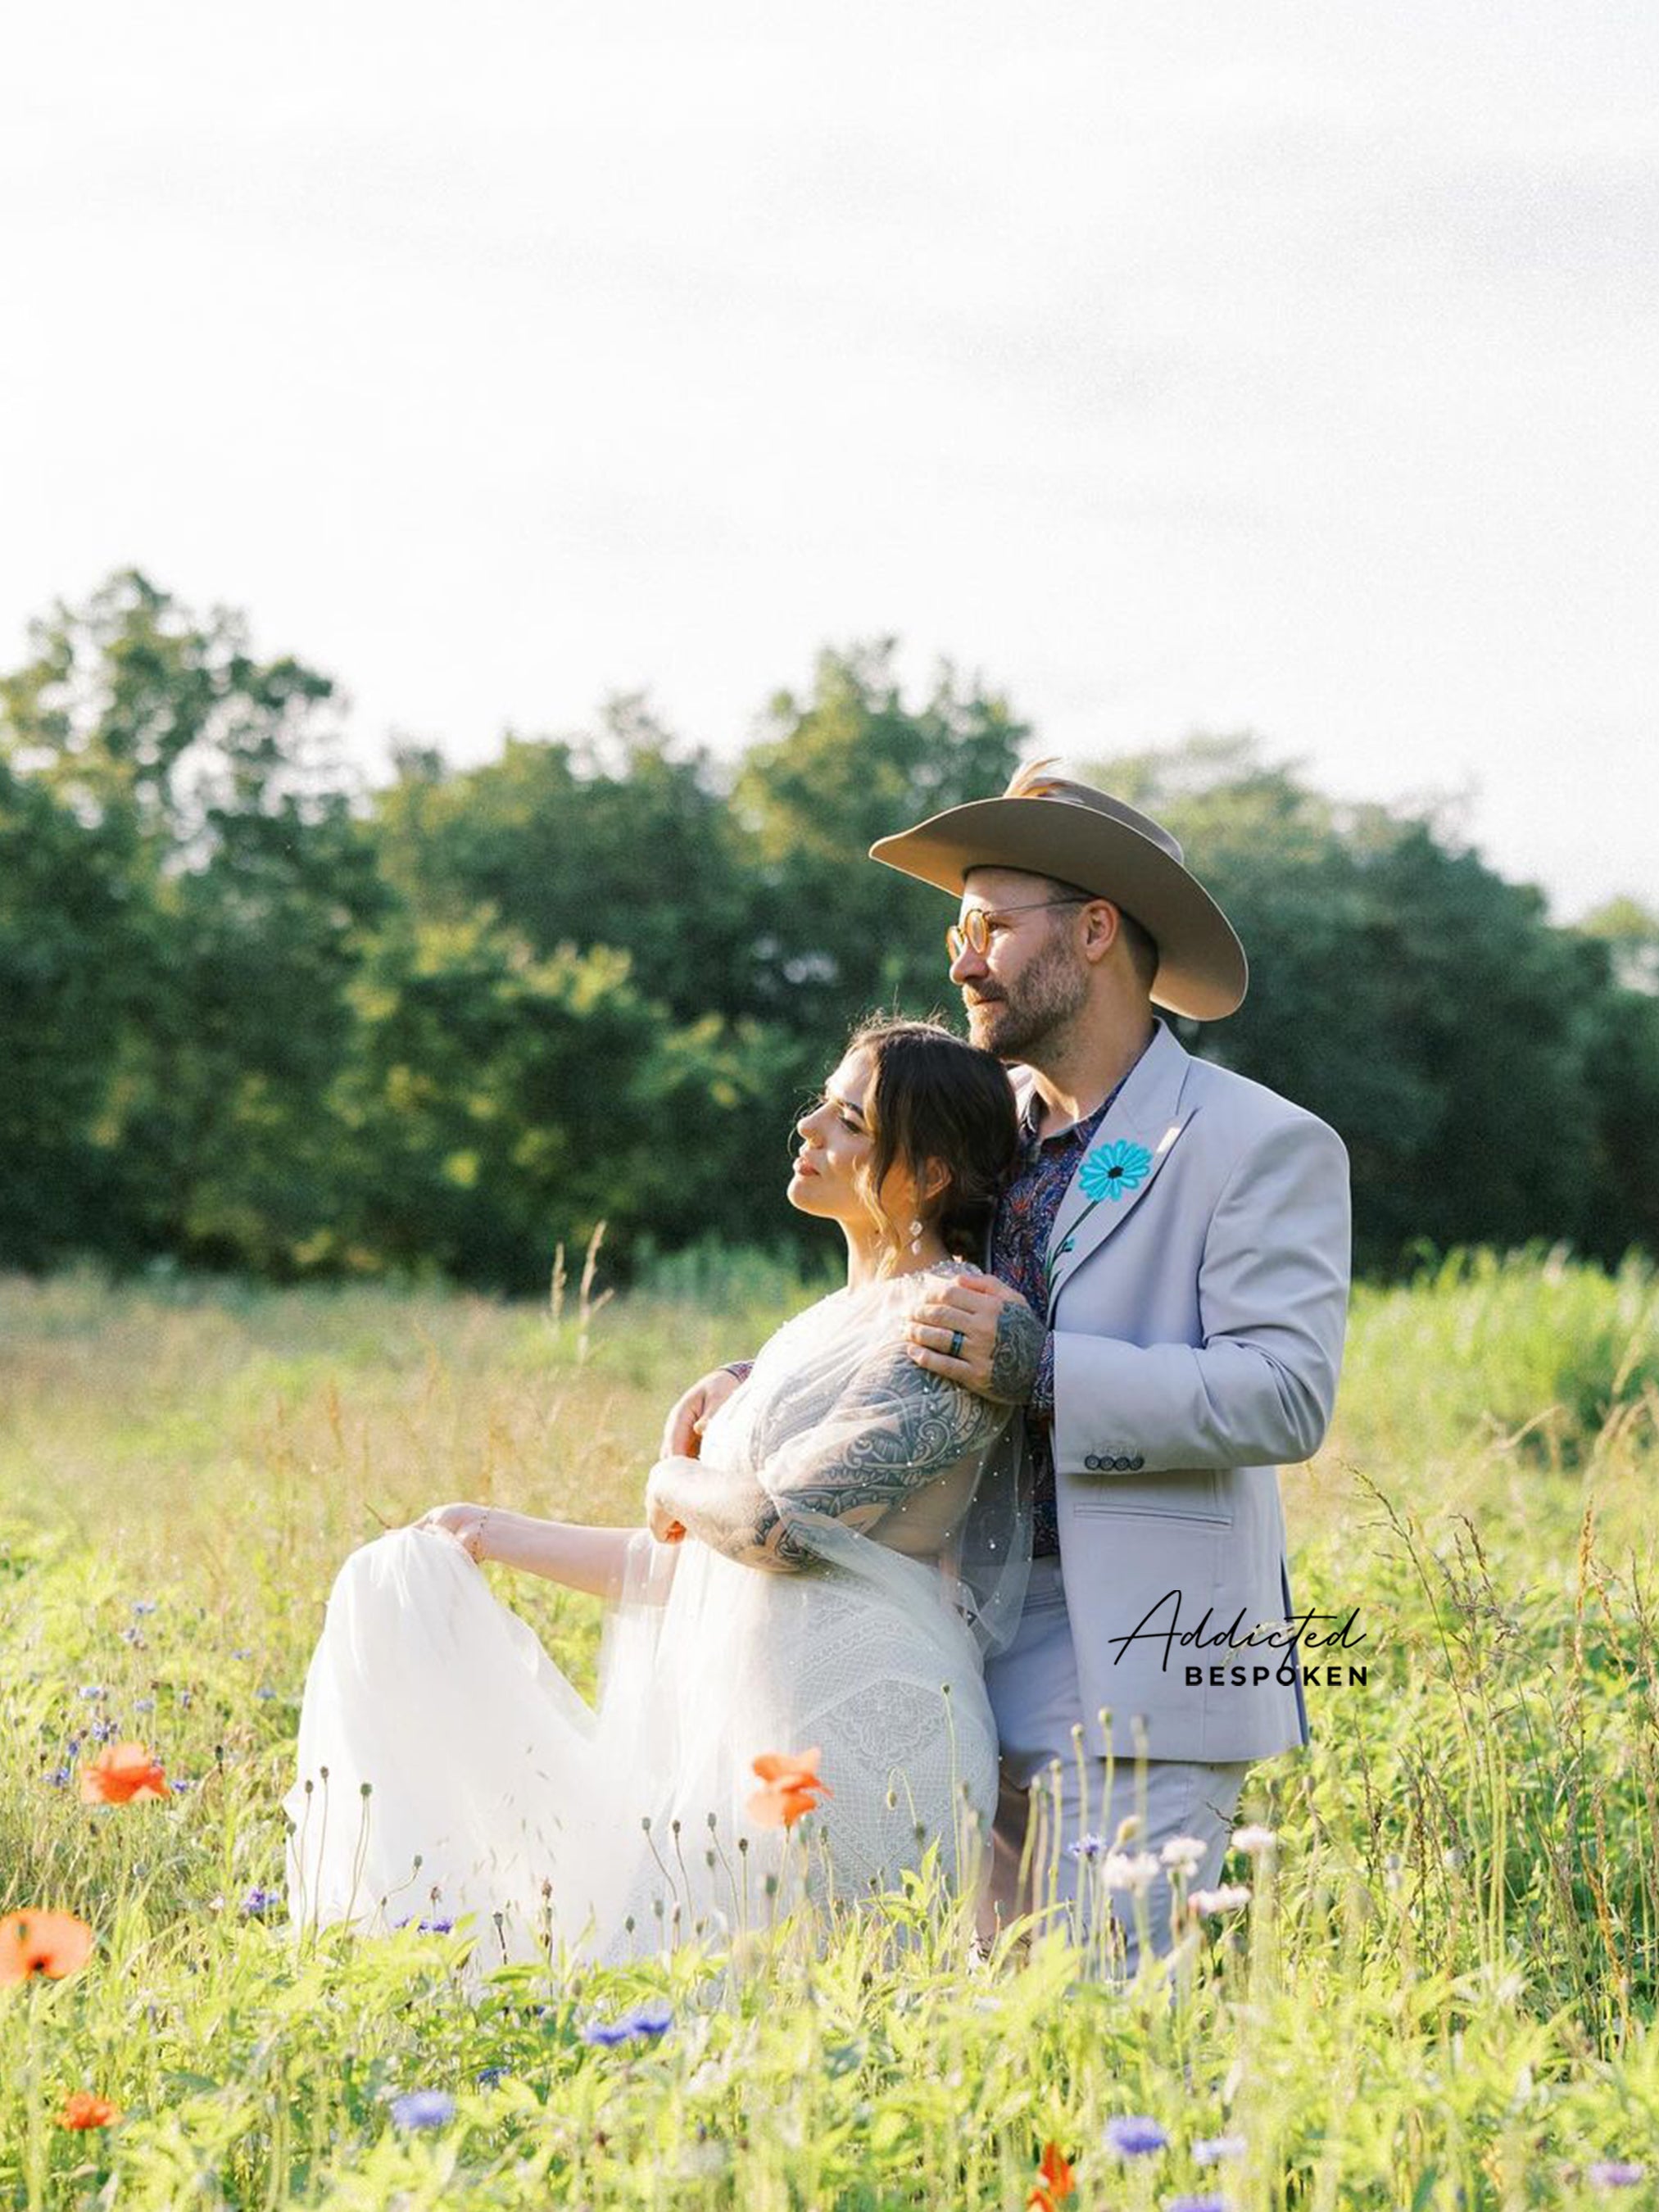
[2,569,1654,1290]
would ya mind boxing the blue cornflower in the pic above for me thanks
[170,1779,193,1794]
[417,1915,454,1934]
[256,1687,277,1702]
[581,2002,673,2047]
[1104,2115,1168,2156]
[179,1692,192,1709]
[1588,2165,1646,2191]
[1066,1834,1110,1861]
[134,1698,155,1713]
[120,1627,142,1645]
[89,1719,117,1743]
[242,1887,281,1917]
[1078,1139,1154,1203]
[79,1684,107,1700]
[65,1736,83,1757]
[1167,2196,1228,2212]
[1193,2136,1247,2166]
[132,1600,158,1616]
[231,1649,253,1661]
[478,2065,511,2088]
[389,2089,456,2132]
[46,1766,70,1787]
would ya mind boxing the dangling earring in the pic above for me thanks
[909,1218,924,1256]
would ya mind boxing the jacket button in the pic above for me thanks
[1112,1456,1130,1471]
[1129,1455,1145,1471]
[1084,1454,1101,1471]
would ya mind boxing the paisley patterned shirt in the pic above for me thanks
[994,1062,1139,1557]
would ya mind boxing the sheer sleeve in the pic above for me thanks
[750,1342,1009,1569]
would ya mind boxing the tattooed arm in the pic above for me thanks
[645,1348,1009,1575]
[904,1272,1045,1405]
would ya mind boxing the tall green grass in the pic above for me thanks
[2,1247,1657,2207]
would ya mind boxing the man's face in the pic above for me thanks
[948,868,1091,1063]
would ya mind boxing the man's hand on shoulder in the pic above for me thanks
[660,1366,744,1459]
[905,1272,1045,1404]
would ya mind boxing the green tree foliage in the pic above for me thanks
[373,696,761,1024]
[0,571,385,1271]
[732,641,1029,1024]
[1,574,1652,1287]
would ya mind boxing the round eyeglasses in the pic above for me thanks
[945,896,1090,962]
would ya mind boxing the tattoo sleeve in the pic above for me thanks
[986,1297,1045,1405]
[665,1349,1009,1575]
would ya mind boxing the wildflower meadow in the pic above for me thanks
[2,1244,1658,2208]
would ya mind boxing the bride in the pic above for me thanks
[283,1018,1031,1965]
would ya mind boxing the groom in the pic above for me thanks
[667,759,1350,1970]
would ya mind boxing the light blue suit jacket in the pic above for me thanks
[1022,1018,1352,1762]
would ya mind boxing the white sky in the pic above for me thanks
[3,2,1654,920]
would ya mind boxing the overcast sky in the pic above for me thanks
[4,2,1653,920]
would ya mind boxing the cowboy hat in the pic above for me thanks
[868,762,1248,1020]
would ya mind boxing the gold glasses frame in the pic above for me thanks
[945,896,1090,962]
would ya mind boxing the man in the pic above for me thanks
[666,759,1351,1973]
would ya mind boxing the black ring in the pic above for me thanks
[949,1329,965,1360]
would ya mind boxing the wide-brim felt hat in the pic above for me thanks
[868,768,1248,1021]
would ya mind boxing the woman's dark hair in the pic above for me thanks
[842,1016,1020,1267]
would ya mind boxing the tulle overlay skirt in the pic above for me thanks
[283,1525,997,1965]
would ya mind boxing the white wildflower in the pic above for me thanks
[1100,1850,1161,1894]
[1188,1883,1253,1915]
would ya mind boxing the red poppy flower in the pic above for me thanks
[1028,2140,1077,2210]
[79,1742,168,1806]
[746,1747,832,1829]
[0,1909,95,1983]
[59,2091,120,2130]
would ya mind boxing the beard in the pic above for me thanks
[964,929,1090,1063]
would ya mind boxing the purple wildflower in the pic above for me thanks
[1104,2116,1168,2156]
[478,2065,510,2088]
[79,1685,106,1700]
[134,1698,155,1713]
[241,1887,281,1917]
[1066,1834,1110,1861]
[132,1600,158,1616]
[389,2089,456,2132]
[1193,2136,1247,2166]
[581,2002,673,2047]
[231,1649,252,1661]
[256,1687,277,1702]
[89,1719,117,1743]
[170,1779,193,1794]
[1588,2164,1646,2191]
[46,1766,70,1787]
[1167,2196,1227,2212]
[417,1916,454,1934]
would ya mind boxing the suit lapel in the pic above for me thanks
[1031,1021,1197,1313]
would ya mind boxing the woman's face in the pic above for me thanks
[788,1047,910,1234]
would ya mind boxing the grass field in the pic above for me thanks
[2,1245,1658,2208]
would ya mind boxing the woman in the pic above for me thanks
[283,1018,1030,1965]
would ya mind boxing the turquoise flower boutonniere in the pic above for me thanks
[1045,1136,1159,1292]
[1077,1139,1154,1203]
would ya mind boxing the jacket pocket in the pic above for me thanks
[1067,1470,1231,1525]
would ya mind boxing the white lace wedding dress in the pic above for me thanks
[283,1263,1025,1966]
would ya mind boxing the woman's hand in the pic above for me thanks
[411,1502,492,1562]
[643,1458,696,1545]
[905,1272,1045,1403]
[660,1367,742,1458]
